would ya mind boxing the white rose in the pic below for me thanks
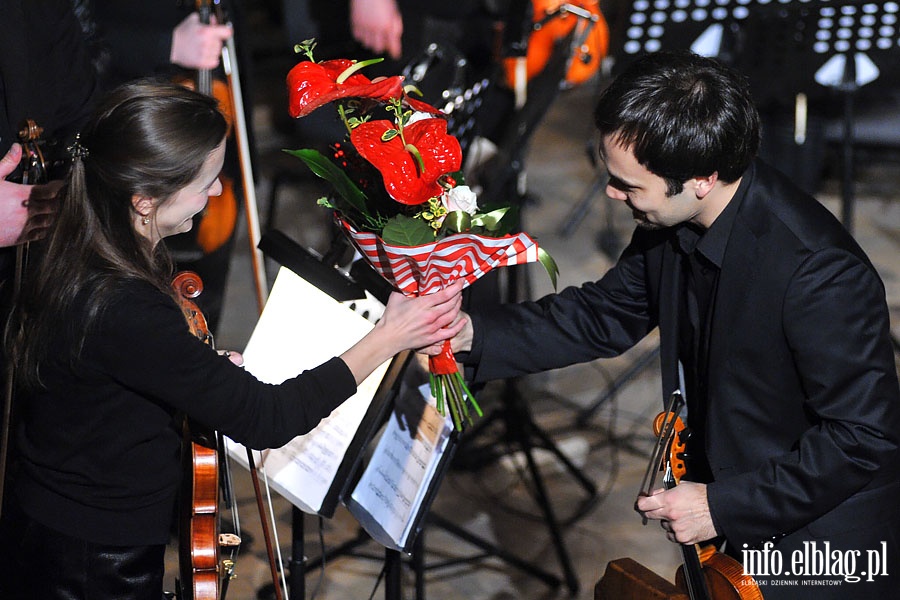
[442,185,478,215]
[407,111,435,125]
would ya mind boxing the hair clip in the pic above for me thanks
[68,134,90,161]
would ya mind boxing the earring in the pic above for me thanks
[142,216,151,225]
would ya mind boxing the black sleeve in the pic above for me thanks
[90,0,189,87]
[0,0,100,159]
[92,283,358,449]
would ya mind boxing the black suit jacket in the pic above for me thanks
[465,160,900,594]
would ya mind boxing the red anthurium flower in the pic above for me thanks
[351,117,462,206]
[404,95,442,115]
[287,59,404,118]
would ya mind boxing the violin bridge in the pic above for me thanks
[219,533,242,547]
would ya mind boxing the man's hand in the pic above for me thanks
[635,482,718,545]
[0,144,62,247]
[350,0,403,60]
[171,12,233,71]
[418,310,472,356]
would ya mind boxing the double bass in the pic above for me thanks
[636,391,764,600]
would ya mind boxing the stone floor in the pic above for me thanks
[162,18,900,599]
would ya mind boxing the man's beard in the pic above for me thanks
[632,211,661,230]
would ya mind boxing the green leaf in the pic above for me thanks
[282,148,368,215]
[336,57,384,83]
[537,247,560,291]
[470,207,509,231]
[440,211,472,234]
[381,215,435,246]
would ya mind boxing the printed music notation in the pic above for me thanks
[348,383,452,551]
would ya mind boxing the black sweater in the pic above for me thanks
[14,279,356,545]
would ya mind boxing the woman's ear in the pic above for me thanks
[131,194,154,219]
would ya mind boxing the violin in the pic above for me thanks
[173,271,240,600]
[173,271,287,600]
[502,0,610,88]
[174,0,238,257]
[641,391,763,600]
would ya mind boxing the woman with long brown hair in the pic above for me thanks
[1,79,463,599]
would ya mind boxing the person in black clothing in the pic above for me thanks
[0,0,100,531]
[0,0,100,271]
[446,51,899,597]
[0,80,463,600]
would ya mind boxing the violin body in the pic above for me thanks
[675,550,765,600]
[180,436,220,600]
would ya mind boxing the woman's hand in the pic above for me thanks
[378,281,465,351]
[217,349,244,366]
[341,281,465,385]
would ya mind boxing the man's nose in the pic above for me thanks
[606,184,627,202]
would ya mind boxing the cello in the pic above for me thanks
[638,391,764,600]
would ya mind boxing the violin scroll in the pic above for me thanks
[652,410,689,485]
[173,271,212,346]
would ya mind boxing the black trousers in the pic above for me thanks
[0,497,165,600]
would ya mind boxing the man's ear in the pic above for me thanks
[693,172,719,199]
[131,194,154,218]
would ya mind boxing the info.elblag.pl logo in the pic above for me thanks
[742,541,889,587]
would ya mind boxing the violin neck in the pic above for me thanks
[663,473,712,600]
[680,543,712,600]
[196,0,214,97]
[197,69,213,97]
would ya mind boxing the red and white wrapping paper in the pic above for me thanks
[338,218,541,295]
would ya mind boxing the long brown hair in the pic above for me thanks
[9,79,227,389]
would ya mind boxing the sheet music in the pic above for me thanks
[225,266,390,514]
[349,383,452,550]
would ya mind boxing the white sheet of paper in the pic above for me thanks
[225,266,390,514]
[349,384,451,547]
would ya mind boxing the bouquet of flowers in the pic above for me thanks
[284,41,557,431]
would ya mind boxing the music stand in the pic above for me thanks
[733,1,900,235]
[251,230,566,600]
[245,230,415,600]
